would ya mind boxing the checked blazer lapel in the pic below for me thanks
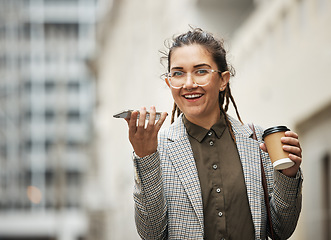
[228,116,263,237]
[166,116,204,232]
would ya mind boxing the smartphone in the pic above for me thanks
[113,110,162,120]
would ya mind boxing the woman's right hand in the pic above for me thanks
[126,106,168,158]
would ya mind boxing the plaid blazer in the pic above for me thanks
[133,114,302,240]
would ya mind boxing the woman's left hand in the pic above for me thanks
[260,131,302,178]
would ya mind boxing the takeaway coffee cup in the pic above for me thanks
[262,126,294,170]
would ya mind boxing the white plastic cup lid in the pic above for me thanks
[273,158,294,170]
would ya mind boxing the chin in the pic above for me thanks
[182,109,205,118]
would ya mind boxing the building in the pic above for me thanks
[0,0,97,239]
[230,0,331,238]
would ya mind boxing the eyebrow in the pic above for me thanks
[194,63,211,68]
[171,63,212,71]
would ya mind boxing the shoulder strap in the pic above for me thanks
[248,123,275,240]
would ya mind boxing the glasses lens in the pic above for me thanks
[169,71,185,88]
[168,69,214,88]
[193,69,212,86]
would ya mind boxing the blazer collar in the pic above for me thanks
[167,114,187,141]
[228,115,253,138]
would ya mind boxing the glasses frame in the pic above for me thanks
[163,69,223,89]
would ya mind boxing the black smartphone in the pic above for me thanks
[113,110,162,120]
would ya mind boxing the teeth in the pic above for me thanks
[184,94,202,99]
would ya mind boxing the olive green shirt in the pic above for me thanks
[183,114,255,240]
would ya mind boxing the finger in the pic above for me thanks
[137,107,147,133]
[288,153,302,163]
[146,106,156,131]
[283,145,302,158]
[281,156,301,177]
[259,143,267,153]
[281,136,300,148]
[128,111,138,136]
[285,131,299,139]
[155,112,168,132]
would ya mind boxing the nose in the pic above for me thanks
[183,72,196,89]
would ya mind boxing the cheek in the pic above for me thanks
[170,89,184,108]
[207,86,221,106]
[170,88,180,100]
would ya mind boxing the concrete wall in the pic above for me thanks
[230,0,331,129]
[230,0,331,239]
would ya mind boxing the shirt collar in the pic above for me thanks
[183,113,227,143]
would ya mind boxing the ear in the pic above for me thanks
[219,71,230,91]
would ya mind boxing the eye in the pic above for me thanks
[171,71,184,77]
[195,69,210,75]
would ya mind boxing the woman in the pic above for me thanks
[126,28,302,240]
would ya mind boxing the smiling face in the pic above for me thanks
[169,44,230,128]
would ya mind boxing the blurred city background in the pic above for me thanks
[0,0,330,239]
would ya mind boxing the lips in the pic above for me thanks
[184,94,203,99]
[182,93,204,101]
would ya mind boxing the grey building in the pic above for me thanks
[0,0,96,239]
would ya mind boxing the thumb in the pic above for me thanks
[260,143,268,153]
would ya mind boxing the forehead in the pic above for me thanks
[170,44,214,68]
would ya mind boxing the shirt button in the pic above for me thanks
[208,131,213,136]
[216,188,221,193]
[209,140,214,146]
[218,211,223,217]
[212,164,218,170]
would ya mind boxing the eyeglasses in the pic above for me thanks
[162,69,222,89]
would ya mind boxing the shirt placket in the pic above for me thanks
[207,130,226,238]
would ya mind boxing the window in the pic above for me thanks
[44,23,79,40]
[0,145,6,158]
[67,110,80,121]
[68,81,80,92]
[24,80,32,91]
[24,139,32,151]
[44,81,55,92]
[24,110,32,121]
[45,110,55,121]
[322,154,331,240]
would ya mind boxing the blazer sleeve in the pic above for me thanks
[270,169,303,239]
[133,151,168,239]
[257,125,303,240]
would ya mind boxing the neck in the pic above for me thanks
[185,111,221,130]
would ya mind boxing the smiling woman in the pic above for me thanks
[125,27,303,240]
[162,30,243,140]
[166,44,230,130]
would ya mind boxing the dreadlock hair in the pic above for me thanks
[164,28,243,142]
